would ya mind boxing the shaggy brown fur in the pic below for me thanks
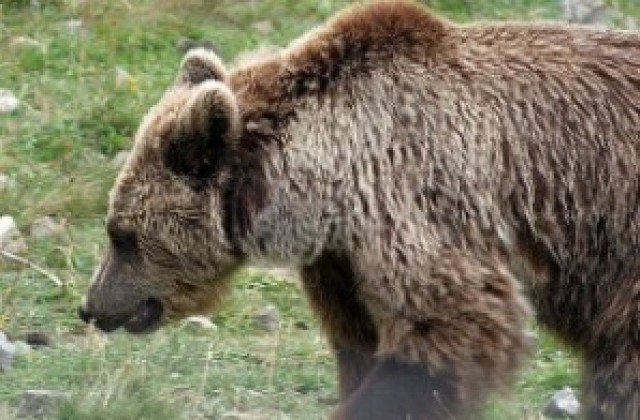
[80,1,640,419]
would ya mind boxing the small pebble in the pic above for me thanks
[30,216,65,239]
[253,304,280,333]
[16,390,67,419]
[0,331,15,371]
[543,387,581,418]
[0,90,19,114]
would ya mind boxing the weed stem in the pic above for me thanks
[0,250,63,287]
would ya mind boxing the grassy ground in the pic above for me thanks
[0,0,638,419]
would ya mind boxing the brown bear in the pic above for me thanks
[78,1,640,419]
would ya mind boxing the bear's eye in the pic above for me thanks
[107,224,138,253]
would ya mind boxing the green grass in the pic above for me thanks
[0,0,637,419]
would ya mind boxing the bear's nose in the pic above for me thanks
[78,304,93,324]
[77,305,127,332]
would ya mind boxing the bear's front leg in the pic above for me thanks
[301,252,378,401]
[331,356,455,420]
[334,344,377,401]
[332,249,532,419]
[582,334,640,419]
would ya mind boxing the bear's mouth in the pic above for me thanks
[123,297,164,333]
[78,297,164,334]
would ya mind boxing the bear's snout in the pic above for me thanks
[78,297,164,334]
[78,305,128,332]
[77,303,131,332]
[77,304,92,324]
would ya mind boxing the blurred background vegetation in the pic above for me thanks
[0,1,638,419]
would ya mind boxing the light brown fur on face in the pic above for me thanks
[81,1,640,419]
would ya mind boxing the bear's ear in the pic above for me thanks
[177,48,227,85]
[163,80,240,180]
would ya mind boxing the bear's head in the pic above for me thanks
[79,49,245,333]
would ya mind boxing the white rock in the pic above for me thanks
[0,216,19,243]
[111,150,131,169]
[0,215,27,254]
[0,331,15,371]
[543,387,581,418]
[0,90,19,114]
[30,216,65,239]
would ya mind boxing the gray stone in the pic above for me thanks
[16,390,67,419]
[543,387,581,418]
[30,216,65,239]
[563,0,610,25]
[0,331,15,371]
[0,90,19,114]
[623,17,637,31]
[253,304,280,333]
